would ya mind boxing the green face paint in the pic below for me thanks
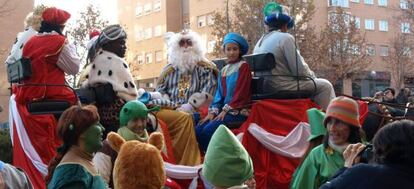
[81,123,105,154]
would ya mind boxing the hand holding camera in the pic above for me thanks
[343,143,366,167]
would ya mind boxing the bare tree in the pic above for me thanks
[65,4,109,88]
[211,0,316,58]
[384,33,414,90]
[312,7,372,89]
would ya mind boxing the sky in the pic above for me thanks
[34,0,118,25]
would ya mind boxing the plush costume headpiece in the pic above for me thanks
[307,108,327,141]
[42,7,71,25]
[107,132,166,189]
[119,100,160,127]
[202,125,254,187]
[263,2,295,29]
[223,32,249,56]
[324,96,361,128]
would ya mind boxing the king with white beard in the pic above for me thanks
[154,30,218,166]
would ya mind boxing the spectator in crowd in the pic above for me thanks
[374,87,397,103]
[290,97,365,189]
[320,119,414,189]
[396,87,411,104]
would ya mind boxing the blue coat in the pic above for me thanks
[320,163,414,189]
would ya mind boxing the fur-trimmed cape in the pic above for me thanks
[85,50,138,99]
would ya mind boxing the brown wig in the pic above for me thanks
[45,105,100,184]
[373,120,414,166]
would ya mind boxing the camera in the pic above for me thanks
[358,144,374,163]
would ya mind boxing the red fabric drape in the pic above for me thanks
[357,100,368,125]
[240,99,318,189]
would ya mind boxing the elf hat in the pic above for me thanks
[307,108,327,141]
[202,125,254,187]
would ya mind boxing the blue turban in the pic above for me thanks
[223,32,249,56]
[265,13,295,29]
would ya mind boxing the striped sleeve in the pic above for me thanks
[156,65,174,95]
[199,67,218,97]
[56,43,81,75]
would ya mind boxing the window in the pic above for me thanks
[144,28,152,39]
[197,15,206,28]
[402,22,410,33]
[350,0,359,2]
[378,0,387,6]
[137,54,144,64]
[153,0,161,11]
[403,47,411,57]
[351,44,360,55]
[366,44,375,56]
[379,20,388,31]
[135,30,143,41]
[144,3,152,15]
[365,19,375,30]
[353,16,360,29]
[400,0,408,9]
[329,12,351,31]
[207,40,216,53]
[379,46,389,56]
[207,13,214,25]
[364,0,373,4]
[135,6,143,17]
[155,51,163,62]
[328,0,349,7]
[154,25,162,37]
[145,53,153,64]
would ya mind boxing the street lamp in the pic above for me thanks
[370,71,377,94]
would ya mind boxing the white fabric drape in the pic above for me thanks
[247,122,310,158]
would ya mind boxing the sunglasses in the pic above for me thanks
[179,39,193,47]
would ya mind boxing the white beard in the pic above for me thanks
[169,47,203,73]
[166,31,206,73]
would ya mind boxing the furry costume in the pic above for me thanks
[177,92,213,113]
[107,132,166,189]
[86,50,138,100]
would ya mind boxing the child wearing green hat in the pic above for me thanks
[202,125,255,189]
[93,100,159,188]
[196,32,252,152]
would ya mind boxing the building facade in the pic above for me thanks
[118,0,186,89]
[314,0,408,97]
[0,0,34,124]
[119,0,410,97]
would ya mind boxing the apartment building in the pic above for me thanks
[189,0,235,59]
[118,0,185,89]
[0,0,34,124]
[314,0,410,96]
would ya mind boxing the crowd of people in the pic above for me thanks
[2,2,414,189]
